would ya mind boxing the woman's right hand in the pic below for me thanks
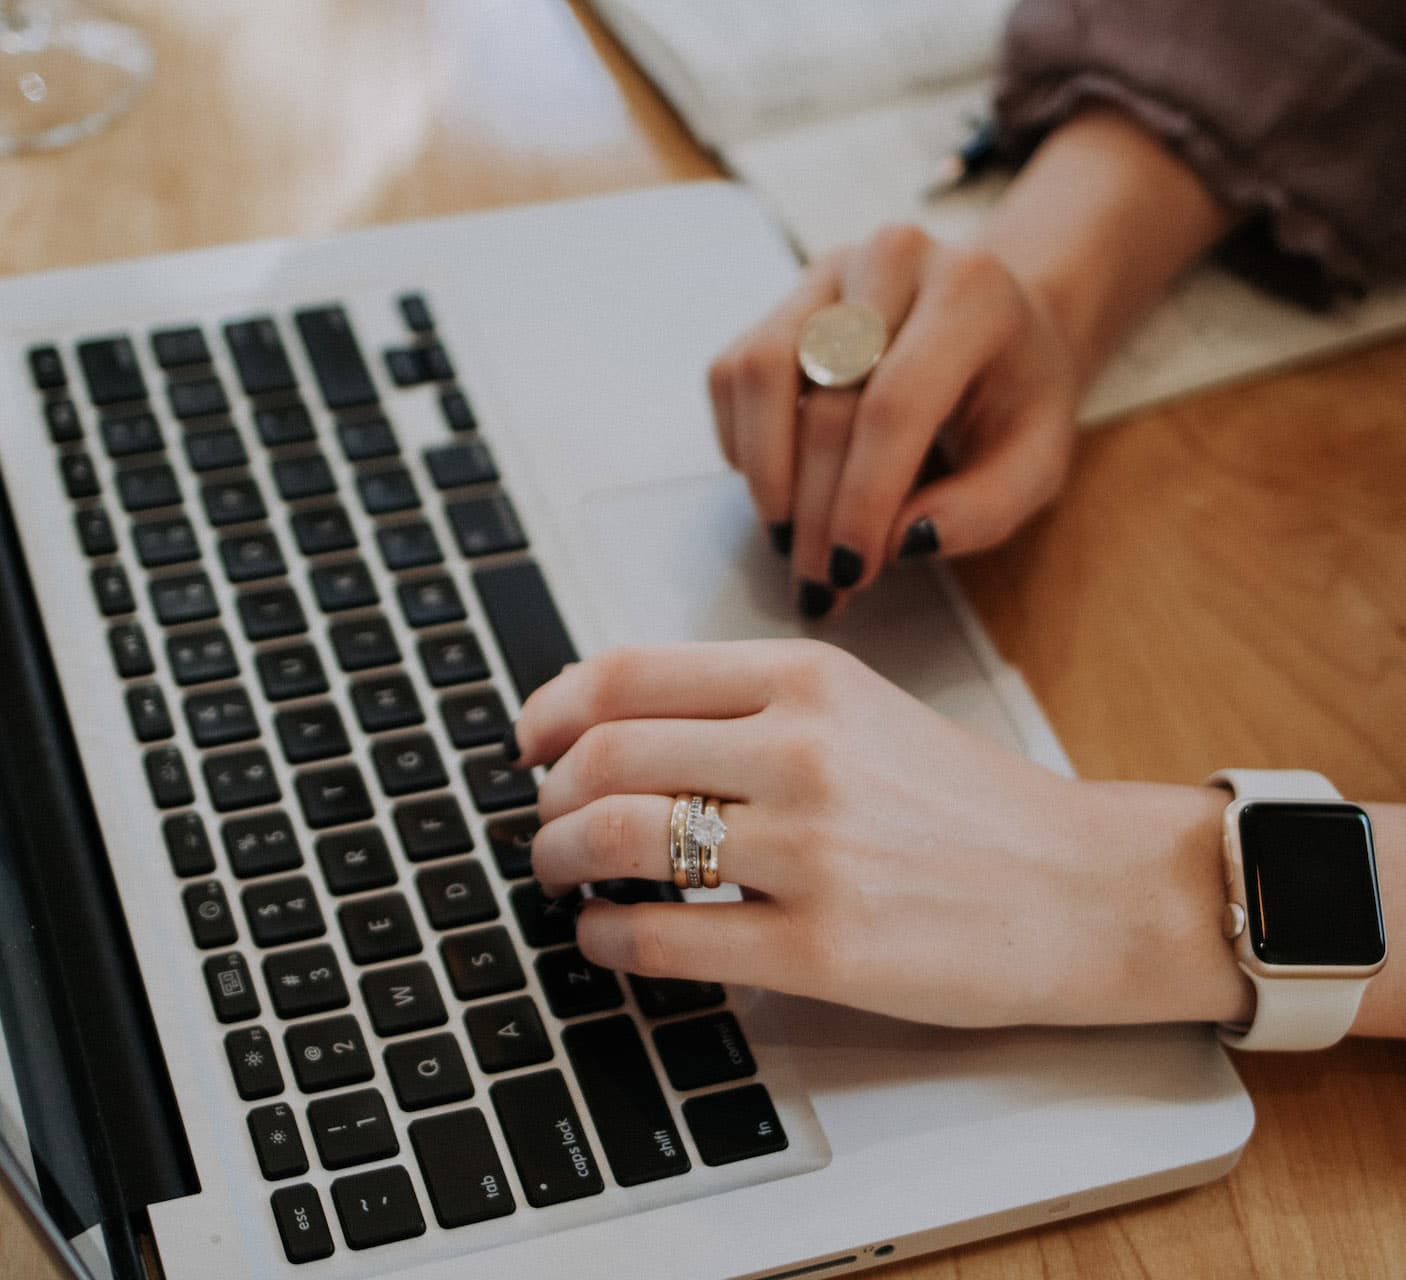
[706,223,1080,617]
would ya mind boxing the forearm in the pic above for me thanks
[978,108,1237,393]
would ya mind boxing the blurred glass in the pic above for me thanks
[0,0,152,156]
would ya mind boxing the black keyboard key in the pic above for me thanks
[203,951,261,1023]
[422,343,454,382]
[463,995,551,1074]
[683,1084,787,1166]
[473,559,578,701]
[117,463,181,511]
[486,813,538,880]
[272,453,335,501]
[184,879,237,948]
[356,467,419,515]
[244,876,325,947]
[398,575,465,628]
[45,398,82,443]
[330,1166,425,1251]
[256,644,328,701]
[168,376,229,420]
[151,326,210,370]
[316,827,397,896]
[375,520,441,571]
[151,570,219,625]
[510,882,579,948]
[60,452,101,500]
[92,564,135,616]
[163,811,215,876]
[77,336,146,405]
[654,1012,756,1091]
[399,294,433,333]
[340,893,421,964]
[336,416,399,462]
[205,747,281,812]
[286,1015,373,1094]
[296,764,374,829]
[409,1109,515,1228]
[225,318,298,396]
[536,949,623,1020]
[133,515,199,567]
[439,387,476,433]
[416,860,498,931]
[310,559,378,612]
[126,684,173,742]
[184,425,248,472]
[351,673,423,732]
[264,945,348,1019]
[220,531,286,583]
[168,627,239,686]
[329,614,399,672]
[309,1089,398,1170]
[146,746,195,808]
[295,307,377,410]
[418,629,488,687]
[383,347,428,387]
[100,411,163,457]
[109,622,154,677]
[226,1025,283,1100]
[440,927,525,1002]
[385,1035,473,1112]
[201,477,266,526]
[424,441,497,490]
[254,402,315,447]
[185,686,259,747]
[223,810,303,878]
[441,687,509,749]
[291,504,357,556]
[490,1070,604,1208]
[564,1015,690,1186]
[592,878,683,906]
[464,750,537,814]
[275,702,350,764]
[446,492,526,558]
[271,1184,334,1263]
[627,974,725,1019]
[238,586,307,641]
[370,733,446,797]
[361,961,447,1037]
[249,1102,309,1181]
[28,345,66,390]
[394,795,472,862]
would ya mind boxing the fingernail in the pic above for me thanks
[798,580,834,618]
[768,521,793,556]
[828,545,864,589]
[899,518,941,559]
[502,723,521,762]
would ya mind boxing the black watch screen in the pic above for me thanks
[1239,802,1386,966]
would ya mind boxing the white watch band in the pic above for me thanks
[1208,769,1371,1051]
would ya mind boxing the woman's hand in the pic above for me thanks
[707,224,1080,617]
[516,640,1250,1029]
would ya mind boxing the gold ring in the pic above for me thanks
[669,795,691,889]
[797,301,887,389]
[699,798,725,888]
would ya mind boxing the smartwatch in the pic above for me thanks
[1209,769,1387,1051]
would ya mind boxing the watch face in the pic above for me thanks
[1239,803,1386,966]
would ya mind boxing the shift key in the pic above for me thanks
[489,1070,604,1207]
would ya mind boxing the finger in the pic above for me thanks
[576,898,790,987]
[535,717,759,822]
[789,387,859,618]
[532,794,786,895]
[513,642,782,767]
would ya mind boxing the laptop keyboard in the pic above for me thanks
[21,296,796,1265]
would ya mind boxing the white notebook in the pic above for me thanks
[594,0,1406,424]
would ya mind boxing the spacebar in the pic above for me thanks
[472,559,579,702]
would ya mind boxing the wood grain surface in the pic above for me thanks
[1,3,1402,1278]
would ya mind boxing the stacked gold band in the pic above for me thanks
[699,798,723,889]
[669,793,727,890]
[669,794,691,890]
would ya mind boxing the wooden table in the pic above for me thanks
[2,3,1402,1277]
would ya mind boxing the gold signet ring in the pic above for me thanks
[797,301,887,389]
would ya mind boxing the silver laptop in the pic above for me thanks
[0,181,1251,1280]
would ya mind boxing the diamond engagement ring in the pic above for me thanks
[689,798,727,890]
[797,301,888,389]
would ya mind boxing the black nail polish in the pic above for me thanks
[828,545,864,589]
[502,723,520,762]
[768,521,794,556]
[798,580,834,618]
[898,518,941,559]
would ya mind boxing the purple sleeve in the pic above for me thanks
[994,0,1406,302]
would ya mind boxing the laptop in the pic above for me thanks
[0,180,1252,1280]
